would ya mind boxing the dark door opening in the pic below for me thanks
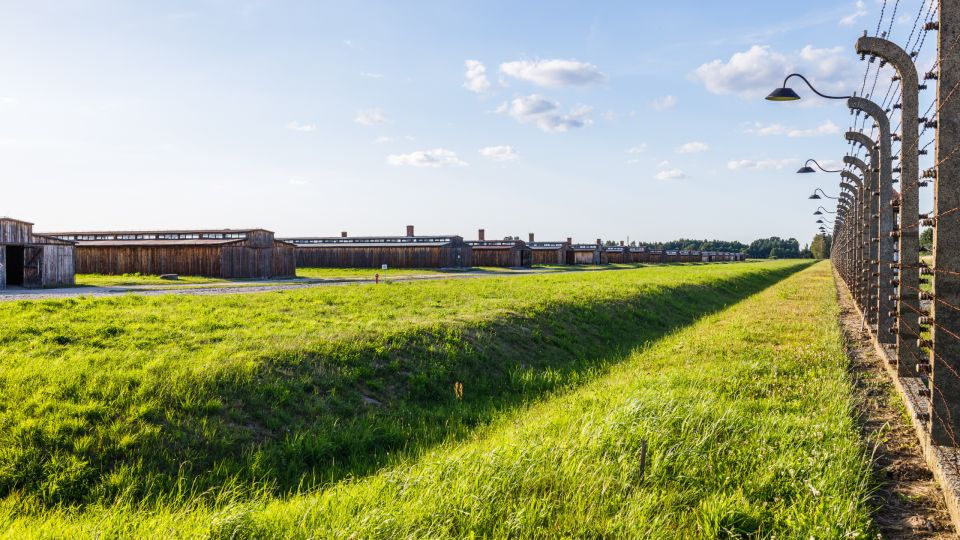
[5,246,24,286]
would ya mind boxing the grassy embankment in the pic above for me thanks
[1,260,875,537]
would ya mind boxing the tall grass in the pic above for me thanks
[0,260,874,538]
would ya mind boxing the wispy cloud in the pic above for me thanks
[745,120,840,137]
[692,45,856,99]
[354,108,388,126]
[840,1,867,26]
[289,176,309,186]
[675,141,709,154]
[361,72,385,79]
[463,60,492,93]
[499,59,606,88]
[655,169,686,180]
[479,145,519,161]
[626,144,647,155]
[387,148,467,168]
[651,95,677,111]
[727,158,797,171]
[497,94,592,133]
[285,121,316,132]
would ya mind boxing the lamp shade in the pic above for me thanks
[808,193,822,199]
[765,87,801,101]
[796,165,816,173]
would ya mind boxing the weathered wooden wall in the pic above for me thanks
[41,244,76,287]
[75,246,225,276]
[530,249,565,265]
[470,248,530,267]
[0,220,32,244]
[294,245,472,269]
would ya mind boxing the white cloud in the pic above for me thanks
[387,148,467,168]
[374,136,394,144]
[289,176,309,186]
[361,72,385,79]
[354,108,388,126]
[676,141,709,154]
[626,144,647,154]
[499,59,606,87]
[463,60,491,93]
[840,1,867,26]
[655,169,687,181]
[727,158,797,171]
[745,120,840,137]
[497,94,592,133]
[285,121,316,132]
[657,160,671,168]
[479,145,519,161]
[651,95,677,111]
[0,97,19,106]
[692,45,856,99]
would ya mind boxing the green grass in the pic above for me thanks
[75,273,231,287]
[294,267,450,279]
[0,260,875,537]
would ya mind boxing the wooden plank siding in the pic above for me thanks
[0,218,75,289]
[44,228,295,279]
[466,241,531,267]
[528,242,574,265]
[284,236,472,269]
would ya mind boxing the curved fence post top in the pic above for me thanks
[856,36,918,87]
[846,130,877,150]
[847,96,890,131]
[840,170,863,189]
[843,155,868,173]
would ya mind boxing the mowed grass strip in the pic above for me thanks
[2,261,874,537]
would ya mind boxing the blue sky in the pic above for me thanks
[0,0,937,244]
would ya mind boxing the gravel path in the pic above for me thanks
[0,268,580,302]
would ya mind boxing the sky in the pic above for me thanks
[0,0,939,244]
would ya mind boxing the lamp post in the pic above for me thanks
[813,206,836,215]
[797,159,843,174]
[766,73,853,101]
[809,188,839,200]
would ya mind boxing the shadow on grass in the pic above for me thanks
[7,262,814,509]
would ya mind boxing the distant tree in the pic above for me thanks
[746,237,801,259]
[921,227,933,253]
[810,234,832,259]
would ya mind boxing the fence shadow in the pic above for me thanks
[7,262,814,510]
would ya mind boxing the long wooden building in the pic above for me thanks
[0,218,75,289]
[466,229,531,267]
[572,241,604,265]
[527,234,575,265]
[44,228,296,278]
[281,226,472,269]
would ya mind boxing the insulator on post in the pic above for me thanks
[919,316,935,325]
[925,22,939,31]
[891,278,900,287]
[919,149,928,155]
[918,338,933,349]
[919,84,928,90]
[894,167,902,173]
[919,181,929,187]
[919,291,934,300]
[892,74,901,81]
[892,133,901,141]
[919,387,932,398]
[888,326,898,335]
[890,231,900,238]
[924,72,938,81]
[920,218,935,227]
[887,310,898,318]
[920,267,934,276]
[925,120,937,129]
[894,103,902,110]
[917,412,931,422]
[918,364,932,375]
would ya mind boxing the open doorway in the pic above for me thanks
[5,246,24,286]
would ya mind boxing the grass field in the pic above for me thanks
[0,260,875,537]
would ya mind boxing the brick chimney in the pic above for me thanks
[478,229,485,241]
[528,232,535,242]
[596,238,602,246]
[406,225,414,237]
[566,237,572,244]
[620,240,625,246]
[341,231,348,238]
